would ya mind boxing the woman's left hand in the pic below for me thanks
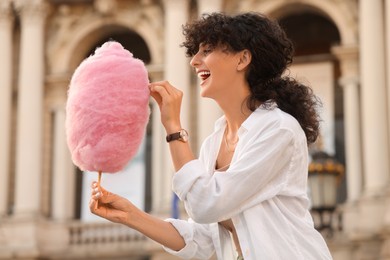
[149,81,183,133]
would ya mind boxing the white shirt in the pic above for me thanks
[164,105,333,260]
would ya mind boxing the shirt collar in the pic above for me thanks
[213,100,278,134]
[214,115,227,131]
[240,100,278,134]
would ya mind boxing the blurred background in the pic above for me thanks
[0,0,389,259]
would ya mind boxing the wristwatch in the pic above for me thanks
[166,129,189,143]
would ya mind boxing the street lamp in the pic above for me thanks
[308,151,344,235]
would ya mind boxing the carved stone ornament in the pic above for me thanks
[0,0,13,20]
[94,0,117,15]
[14,0,49,20]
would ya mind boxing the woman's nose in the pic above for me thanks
[190,53,200,67]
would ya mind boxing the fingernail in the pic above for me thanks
[95,192,101,199]
[92,183,97,188]
[94,187,99,193]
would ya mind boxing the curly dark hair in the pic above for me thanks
[181,12,321,143]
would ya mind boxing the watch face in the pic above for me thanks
[180,129,189,142]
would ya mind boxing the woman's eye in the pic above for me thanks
[203,49,212,55]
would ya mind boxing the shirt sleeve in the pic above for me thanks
[162,218,215,259]
[172,127,296,224]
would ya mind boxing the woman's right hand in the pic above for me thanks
[89,181,134,225]
[149,81,183,134]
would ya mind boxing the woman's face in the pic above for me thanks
[190,43,245,100]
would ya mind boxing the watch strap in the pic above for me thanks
[166,132,182,142]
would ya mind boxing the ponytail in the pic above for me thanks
[247,77,321,144]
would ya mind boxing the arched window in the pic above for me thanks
[279,12,340,56]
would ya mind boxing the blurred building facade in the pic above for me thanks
[0,0,389,259]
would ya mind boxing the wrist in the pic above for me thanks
[124,207,139,229]
[165,124,182,135]
[166,129,189,143]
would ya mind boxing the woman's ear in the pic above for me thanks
[237,50,252,71]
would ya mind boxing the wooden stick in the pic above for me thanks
[96,170,102,209]
[98,170,102,187]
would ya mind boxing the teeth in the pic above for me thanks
[198,71,211,80]
[199,71,210,76]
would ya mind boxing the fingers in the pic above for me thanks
[89,196,98,213]
[149,81,183,131]
[90,183,112,201]
[149,81,183,104]
[90,182,119,208]
[149,81,174,94]
[149,86,165,107]
[91,182,101,199]
[149,89,162,106]
[89,197,107,218]
[89,182,100,214]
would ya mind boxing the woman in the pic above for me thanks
[90,12,332,259]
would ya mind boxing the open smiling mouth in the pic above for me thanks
[198,71,211,81]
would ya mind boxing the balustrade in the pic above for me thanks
[66,221,150,256]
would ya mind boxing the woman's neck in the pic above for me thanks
[213,78,253,133]
[219,98,252,134]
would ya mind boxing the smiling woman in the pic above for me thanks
[89,12,332,260]
[190,43,252,102]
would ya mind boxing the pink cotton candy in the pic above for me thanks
[66,41,150,173]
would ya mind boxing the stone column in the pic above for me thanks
[0,0,13,217]
[46,74,76,221]
[341,77,362,201]
[332,46,362,237]
[163,0,190,128]
[51,105,75,221]
[148,68,168,214]
[383,1,390,258]
[359,0,390,196]
[358,0,390,238]
[386,0,390,164]
[13,0,48,217]
[332,46,362,203]
[196,0,223,148]
[152,0,190,216]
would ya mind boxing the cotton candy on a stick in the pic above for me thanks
[66,41,150,177]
